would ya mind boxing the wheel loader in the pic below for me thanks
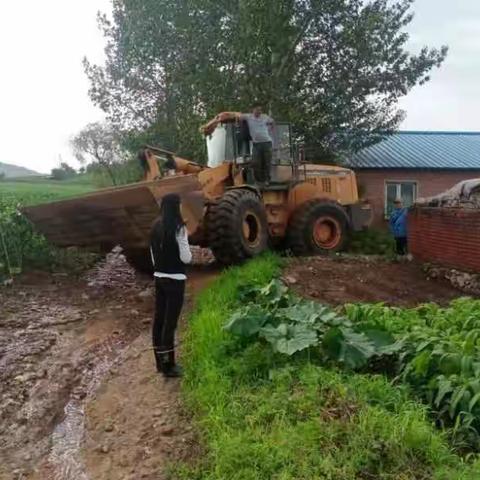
[22,113,371,270]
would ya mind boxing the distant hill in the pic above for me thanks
[0,162,41,178]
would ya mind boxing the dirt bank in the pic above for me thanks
[285,256,464,306]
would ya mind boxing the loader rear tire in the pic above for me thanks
[207,189,268,265]
[288,199,349,256]
[124,248,153,275]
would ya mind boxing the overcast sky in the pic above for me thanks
[1,1,479,173]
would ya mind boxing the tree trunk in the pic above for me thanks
[103,164,117,186]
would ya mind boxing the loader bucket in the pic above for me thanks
[22,174,205,252]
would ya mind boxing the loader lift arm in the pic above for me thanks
[140,145,205,181]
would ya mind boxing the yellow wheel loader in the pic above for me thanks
[22,113,371,271]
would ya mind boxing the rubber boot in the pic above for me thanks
[162,350,183,378]
[154,348,168,373]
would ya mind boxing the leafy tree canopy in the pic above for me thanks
[85,0,447,162]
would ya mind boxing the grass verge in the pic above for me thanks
[178,254,480,479]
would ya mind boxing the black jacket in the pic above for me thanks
[150,223,186,275]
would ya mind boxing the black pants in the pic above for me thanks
[395,237,408,255]
[252,141,272,183]
[153,277,185,370]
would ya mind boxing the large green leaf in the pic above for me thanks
[322,327,376,369]
[260,279,289,307]
[260,323,317,355]
[224,306,268,337]
[360,328,400,355]
[434,377,453,408]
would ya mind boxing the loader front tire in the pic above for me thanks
[207,189,268,265]
[288,199,349,256]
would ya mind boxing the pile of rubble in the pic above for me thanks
[424,264,480,295]
[416,178,480,209]
[84,247,137,290]
[190,246,215,266]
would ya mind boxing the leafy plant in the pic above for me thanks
[224,280,400,369]
[225,278,480,449]
[346,299,480,449]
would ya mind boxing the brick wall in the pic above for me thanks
[355,169,480,227]
[408,207,480,272]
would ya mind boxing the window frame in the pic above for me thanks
[384,180,418,218]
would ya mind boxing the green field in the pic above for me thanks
[0,177,97,279]
[0,177,95,205]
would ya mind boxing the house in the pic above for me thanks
[345,131,480,226]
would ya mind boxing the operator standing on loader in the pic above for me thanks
[240,103,275,185]
[203,104,275,184]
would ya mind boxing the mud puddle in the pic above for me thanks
[47,338,131,480]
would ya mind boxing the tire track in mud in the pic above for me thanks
[0,261,152,479]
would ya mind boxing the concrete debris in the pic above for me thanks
[416,178,480,209]
[424,264,480,295]
[190,246,215,265]
[84,247,137,290]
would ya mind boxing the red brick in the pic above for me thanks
[407,207,480,272]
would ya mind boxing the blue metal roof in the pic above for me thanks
[345,131,480,170]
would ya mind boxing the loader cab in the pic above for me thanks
[206,121,294,172]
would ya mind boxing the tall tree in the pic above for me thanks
[85,0,447,162]
[71,122,124,185]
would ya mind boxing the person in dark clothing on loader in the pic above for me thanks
[150,193,192,378]
[239,103,275,185]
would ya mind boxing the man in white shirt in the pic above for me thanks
[240,103,275,185]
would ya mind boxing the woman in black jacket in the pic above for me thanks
[150,193,192,377]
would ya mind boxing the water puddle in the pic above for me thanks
[47,338,130,480]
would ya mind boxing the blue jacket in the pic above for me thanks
[389,208,407,238]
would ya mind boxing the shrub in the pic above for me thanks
[348,228,395,256]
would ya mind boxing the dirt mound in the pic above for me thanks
[284,256,463,307]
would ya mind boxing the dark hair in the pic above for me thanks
[152,193,184,248]
[138,149,148,172]
[252,102,263,109]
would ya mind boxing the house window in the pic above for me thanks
[385,181,417,216]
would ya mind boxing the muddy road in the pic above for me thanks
[0,250,217,480]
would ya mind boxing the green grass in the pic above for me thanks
[178,255,480,479]
[0,178,94,205]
